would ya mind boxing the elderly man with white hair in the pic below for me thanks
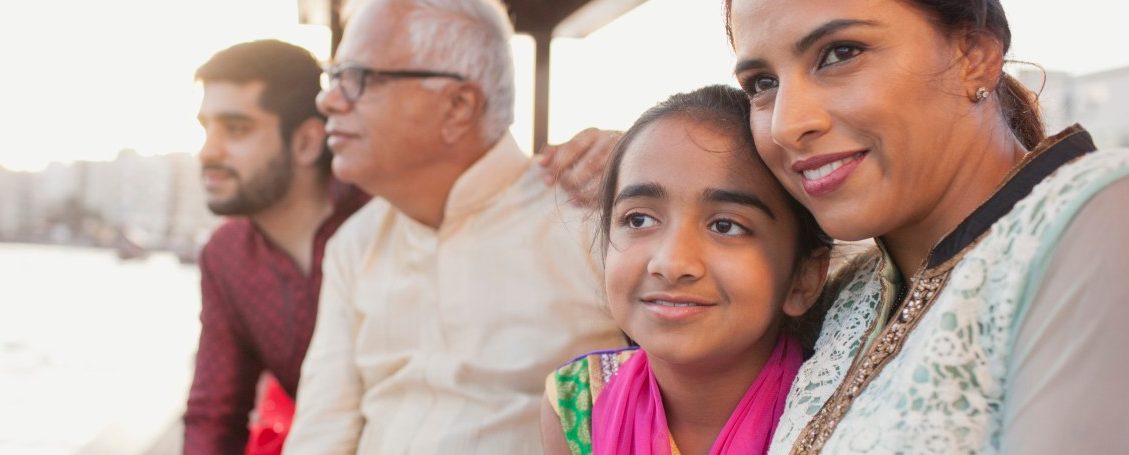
[282,0,625,453]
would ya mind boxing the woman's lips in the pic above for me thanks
[793,151,867,197]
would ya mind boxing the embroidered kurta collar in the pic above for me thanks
[926,125,1097,268]
[793,125,1100,455]
[872,126,1097,327]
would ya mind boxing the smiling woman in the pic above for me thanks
[724,0,1129,453]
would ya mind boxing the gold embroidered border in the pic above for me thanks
[785,126,1086,454]
[789,266,953,455]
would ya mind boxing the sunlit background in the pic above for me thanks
[1,0,1127,453]
[2,0,1127,171]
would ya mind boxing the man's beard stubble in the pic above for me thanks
[205,148,294,216]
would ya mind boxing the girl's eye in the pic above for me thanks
[819,44,863,68]
[709,219,749,236]
[625,213,657,229]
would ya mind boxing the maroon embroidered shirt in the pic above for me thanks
[183,183,368,454]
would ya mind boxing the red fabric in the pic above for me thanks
[592,335,802,455]
[245,376,295,455]
[183,183,368,454]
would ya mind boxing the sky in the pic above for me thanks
[0,0,1125,172]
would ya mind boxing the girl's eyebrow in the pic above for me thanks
[614,183,665,206]
[702,188,775,220]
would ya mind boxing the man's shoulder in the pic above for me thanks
[506,163,588,218]
[197,218,261,278]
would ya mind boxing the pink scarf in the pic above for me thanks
[592,335,802,455]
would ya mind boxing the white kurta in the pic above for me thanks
[285,134,625,454]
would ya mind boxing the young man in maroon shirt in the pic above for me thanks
[184,39,369,454]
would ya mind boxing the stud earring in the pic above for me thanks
[974,86,990,103]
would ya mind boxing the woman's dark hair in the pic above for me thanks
[597,84,833,347]
[723,0,1045,150]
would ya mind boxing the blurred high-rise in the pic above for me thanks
[1018,65,1129,149]
[0,151,218,256]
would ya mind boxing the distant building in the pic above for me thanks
[0,150,217,250]
[0,168,34,241]
[81,149,175,247]
[1018,65,1129,149]
[31,162,82,242]
[165,152,218,257]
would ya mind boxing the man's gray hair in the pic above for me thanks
[403,0,516,144]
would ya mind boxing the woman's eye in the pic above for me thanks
[625,213,657,229]
[747,75,778,95]
[819,44,863,68]
[709,219,749,236]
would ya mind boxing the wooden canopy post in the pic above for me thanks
[532,30,552,152]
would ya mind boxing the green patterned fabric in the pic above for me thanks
[554,356,594,455]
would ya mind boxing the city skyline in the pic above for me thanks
[0,148,217,258]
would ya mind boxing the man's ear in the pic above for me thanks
[439,82,486,144]
[289,117,327,167]
[958,30,1006,97]
[783,247,831,318]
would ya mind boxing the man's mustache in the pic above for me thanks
[201,164,237,178]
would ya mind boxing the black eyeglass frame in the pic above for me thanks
[323,63,467,103]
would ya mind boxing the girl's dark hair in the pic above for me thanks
[723,0,1045,150]
[597,84,833,347]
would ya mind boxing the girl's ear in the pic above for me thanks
[783,247,830,318]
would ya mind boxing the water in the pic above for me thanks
[0,243,201,454]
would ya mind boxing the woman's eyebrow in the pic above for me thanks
[794,19,879,55]
[733,18,880,75]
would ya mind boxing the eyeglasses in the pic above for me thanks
[323,63,466,104]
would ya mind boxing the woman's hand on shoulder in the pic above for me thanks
[539,127,622,209]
